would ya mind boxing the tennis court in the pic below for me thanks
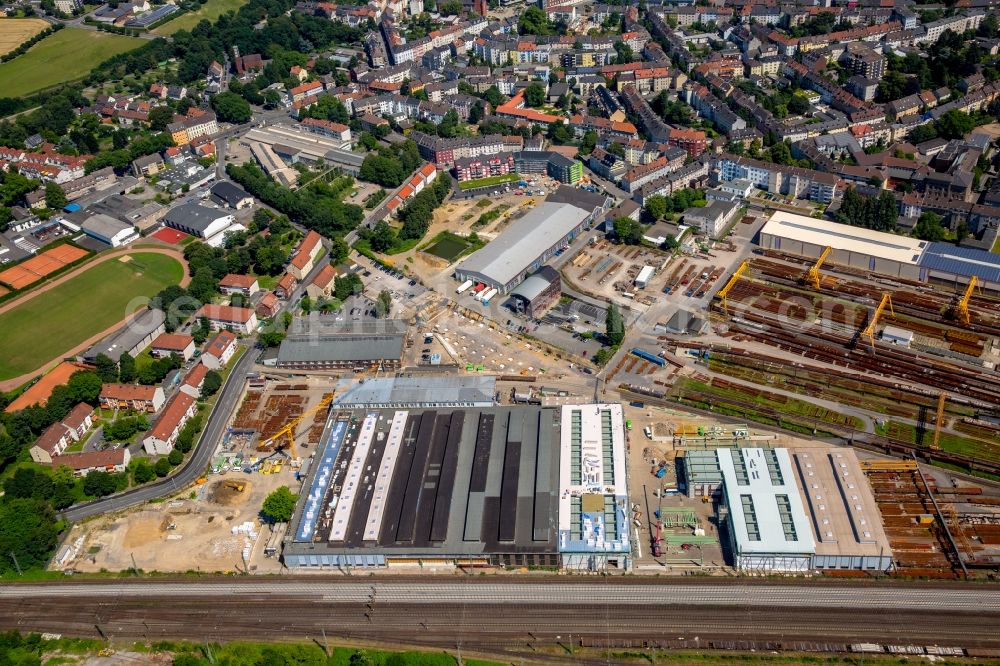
[151,227,189,244]
[0,245,89,289]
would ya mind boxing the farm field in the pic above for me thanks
[154,0,247,34]
[0,28,143,98]
[0,252,184,381]
[0,18,49,56]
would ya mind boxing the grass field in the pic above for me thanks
[154,0,247,34]
[458,174,519,191]
[0,18,49,56]
[0,28,143,98]
[0,253,183,381]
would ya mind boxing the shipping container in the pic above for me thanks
[631,348,666,367]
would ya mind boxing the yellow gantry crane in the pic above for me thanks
[716,260,749,311]
[956,276,979,327]
[806,246,832,290]
[258,393,334,456]
[861,293,893,351]
[931,392,946,452]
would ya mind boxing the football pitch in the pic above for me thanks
[0,252,184,381]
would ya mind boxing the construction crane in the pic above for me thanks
[806,246,832,290]
[861,293,893,351]
[931,392,946,452]
[716,260,749,311]
[258,393,334,456]
[956,276,979,327]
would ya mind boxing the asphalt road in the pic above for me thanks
[60,347,258,522]
[2,578,999,653]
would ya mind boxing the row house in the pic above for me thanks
[143,392,197,456]
[567,115,638,141]
[29,403,95,464]
[300,117,352,148]
[385,163,438,215]
[588,147,627,181]
[929,81,1000,121]
[411,131,509,167]
[684,83,747,134]
[100,383,166,413]
[53,448,131,477]
[668,127,707,158]
[167,111,218,146]
[195,304,258,334]
[453,153,516,181]
[619,85,672,143]
[615,67,687,95]
[919,11,985,45]
[716,154,840,203]
[621,156,677,193]
[633,159,710,205]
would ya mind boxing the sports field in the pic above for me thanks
[0,28,144,98]
[0,252,183,381]
[0,18,49,56]
[154,0,247,34]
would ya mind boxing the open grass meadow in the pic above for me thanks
[0,17,49,56]
[154,0,247,34]
[0,252,184,381]
[0,28,143,97]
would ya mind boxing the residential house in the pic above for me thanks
[178,363,209,398]
[218,274,261,298]
[209,182,255,210]
[306,264,337,299]
[150,333,196,361]
[255,292,281,319]
[194,304,258,334]
[288,230,324,280]
[143,392,197,455]
[201,330,238,370]
[52,448,131,476]
[99,384,166,413]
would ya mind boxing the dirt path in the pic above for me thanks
[0,245,190,393]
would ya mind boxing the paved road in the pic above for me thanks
[2,578,999,654]
[60,347,257,522]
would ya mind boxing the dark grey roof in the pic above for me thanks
[210,181,252,206]
[276,335,403,363]
[546,184,610,214]
[82,308,165,362]
[163,203,228,233]
[919,242,1000,283]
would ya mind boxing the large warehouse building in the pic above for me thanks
[719,446,892,573]
[274,318,407,371]
[283,401,630,571]
[759,211,1000,291]
[455,202,591,294]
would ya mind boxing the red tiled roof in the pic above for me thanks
[101,383,158,401]
[219,274,258,290]
[181,363,208,389]
[149,392,195,442]
[196,304,255,324]
[52,448,127,471]
[151,333,194,351]
[203,330,237,359]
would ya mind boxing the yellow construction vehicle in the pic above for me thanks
[257,393,334,456]
[224,480,246,492]
[806,246,831,290]
[860,293,893,351]
[716,260,749,311]
[955,276,978,327]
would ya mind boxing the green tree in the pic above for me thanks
[210,92,252,124]
[329,237,350,265]
[518,6,552,35]
[44,181,67,209]
[613,41,634,64]
[913,211,946,241]
[645,195,668,221]
[955,221,969,245]
[261,486,298,523]
[132,459,155,484]
[368,220,398,253]
[613,217,643,245]
[483,85,504,109]
[605,303,625,347]
[83,471,117,497]
[259,330,285,347]
[154,457,171,477]
[167,449,184,466]
[93,353,118,383]
[67,370,103,404]
[118,352,136,384]
[148,106,174,131]
[524,82,546,108]
[936,110,976,140]
[0,499,59,573]
[376,289,392,318]
[201,370,222,398]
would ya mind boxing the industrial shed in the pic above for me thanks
[275,318,407,371]
[455,202,590,294]
[758,211,927,280]
[918,242,1000,292]
[284,402,630,571]
[508,266,561,317]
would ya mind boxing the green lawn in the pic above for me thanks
[458,174,519,191]
[154,0,248,34]
[0,28,144,97]
[0,253,183,381]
